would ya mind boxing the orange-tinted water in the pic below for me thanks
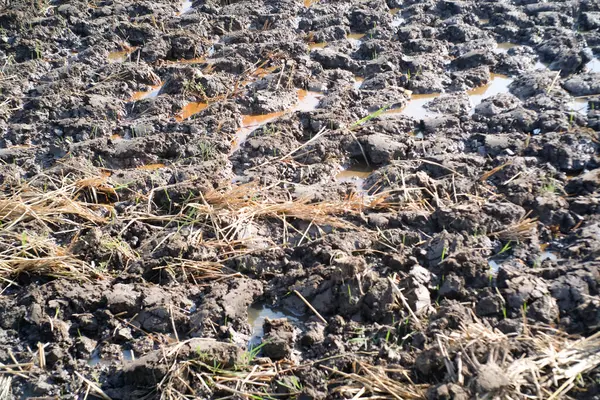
[136,163,166,170]
[131,84,162,101]
[231,89,323,153]
[309,42,327,50]
[176,102,209,121]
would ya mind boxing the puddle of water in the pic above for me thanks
[494,42,518,54]
[347,33,366,46]
[389,8,400,15]
[479,18,490,24]
[383,74,513,120]
[586,58,600,73]
[231,89,322,153]
[354,76,364,90]
[176,102,209,121]
[179,0,193,14]
[296,89,322,111]
[136,163,167,170]
[110,133,122,140]
[467,73,513,108]
[131,84,162,101]
[304,0,316,7]
[567,98,590,115]
[88,349,133,366]
[108,49,135,63]
[385,93,441,120]
[391,14,405,27]
[167,57,207,65]
[248,303,300,348]
[488,259,501,274]
[534,60,549,70]
[309,42,328,50]
[232,111,286,153]
[539,251,558,263]
[336,160,374,181]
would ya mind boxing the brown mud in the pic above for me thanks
[0,0,600,399]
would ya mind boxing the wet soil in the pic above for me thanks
[1,0,600,399]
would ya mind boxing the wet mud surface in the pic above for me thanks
[1,0,600,399]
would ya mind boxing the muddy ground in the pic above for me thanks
[0,0,600,399]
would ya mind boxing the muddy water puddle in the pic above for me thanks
[586,57,600,73]
[347,33,366,46]
[391,14,405,27]
[309,42,328,50]
[248,303,301,348]
[494,42,518,54]
[354,76,364,90]
[231,89,322,153]
[179,0,193,14]
[176,102,208,122]
[568,98,590,115]
[467,73,513,108]
[336,160,378,199]
[108,49,136,63]
[384,74,514,120]
[386,93,442,120]
[88,349,134,366]
[489,251,557,274]
[131,84,162,101]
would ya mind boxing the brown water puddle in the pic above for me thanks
[467,73,513,107]
[336,161,374,181]
[136,163,167,170]
[176,102,209,121]
[130,84,163,101]
[347,33,366,46]
[108,48,136,62]
[384,74,514,120]
[110,134,122,140]
[495,42,518,54]
[385,93,441,120]
[231,89,323,153]
[304,0,316,7]
[309,42,327,50]
[336,161,377,199]
[167,57,207,65]
[389,8,400,15]
[354,76,364,90]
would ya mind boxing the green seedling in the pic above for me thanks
[498,240,512,255]
[350,104,390,128]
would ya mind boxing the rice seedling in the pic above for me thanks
[198,140,217,161]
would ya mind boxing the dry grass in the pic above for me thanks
[153,258,242,285]
[147,181,366,245]
[0,165,114,284]
[437,322,600,399]
[323,362,427,399]
[489,216,537,241]
[0,173,114,230]
[0,231,100,285]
